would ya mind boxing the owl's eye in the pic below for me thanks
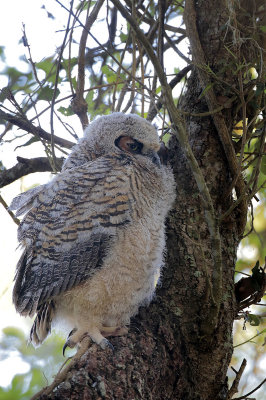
[129,142,142,153]
[115,136,143,155]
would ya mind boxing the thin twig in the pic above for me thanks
[234,329,266,348]
[227,358,247,399]
[72,0,105,128]
[50,0,74,171]
[234,378,266,399]
[147,65,192,121]
[56,0,161,101]
[0,109,75,149]
[0,194,20,226]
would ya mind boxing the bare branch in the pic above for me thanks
[0,194,20,225]
[147,65,192,121]
[233,379,266,399]
[0,109,75,149]
[0,156,64,189]
[50,0,74,171]
[227,359,247,399]
[71,0,105,128]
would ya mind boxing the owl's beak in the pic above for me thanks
[157,142,169,165]
[151,152,161,167]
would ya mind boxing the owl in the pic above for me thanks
[11,112,176,351]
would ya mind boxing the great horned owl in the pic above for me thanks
[11,112,176,350]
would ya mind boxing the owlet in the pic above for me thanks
[11,112,176,350]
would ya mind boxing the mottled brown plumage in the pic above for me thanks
[11,112,175,349]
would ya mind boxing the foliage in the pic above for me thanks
[0,327,66,399]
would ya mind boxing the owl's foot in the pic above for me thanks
[101,325,128,337]
[99,337,115,351]
[63,326,116,355]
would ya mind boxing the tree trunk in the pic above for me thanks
[35,1,261,399]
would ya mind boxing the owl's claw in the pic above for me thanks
[63,328,78,356]
[62,341,69,356]
[100,338,115,352]
[62,339,75,356]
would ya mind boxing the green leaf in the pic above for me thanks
[2,67,22,87]
[120,32,128,43]
[86,90,94,106]
[58,106,74,116]
[36,57,54,75]
[0,45,5,61]
[162,133,171,145]
[71,76,77,90]
[247,314,261,326]
[199,83,214,99]
[101,65,117,83]
[2,327,26,340]
[30,368,45,388]
[261,155,266,175]
[38,86,59,101]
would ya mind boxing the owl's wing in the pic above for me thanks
[12,154,133,317]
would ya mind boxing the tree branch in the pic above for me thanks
[50,0,74,170]
[0,109,75,149]
[0,194,20,225]
[147,65,192,121]
[234,378,266,400]
[0,156,64,188]
[71,0,105,129]
[227,359,247,399]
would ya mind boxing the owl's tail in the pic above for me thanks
[30,300,55,346]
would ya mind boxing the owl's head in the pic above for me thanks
[63,113,165,171]
[85,112,160,154]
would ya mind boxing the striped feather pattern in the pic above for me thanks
[11,113,176,347]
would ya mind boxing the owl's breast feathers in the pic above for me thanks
[11,152,173,319]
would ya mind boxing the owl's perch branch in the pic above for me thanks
[0,109,75,149]
[111,0,223,335]
[30,337,92,400]
[0,157,64,188]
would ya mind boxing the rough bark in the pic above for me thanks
[30,1,262,399]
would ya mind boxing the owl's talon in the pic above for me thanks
[67,327,77,339]
[63,341,69,356]
[63,328,78,356]
[100,338,114,352]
